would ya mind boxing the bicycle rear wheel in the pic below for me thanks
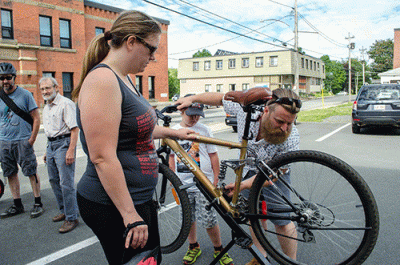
[155,163,192,254]
[0,179,4,199]
[249,150,379,265]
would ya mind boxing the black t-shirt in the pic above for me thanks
[77,64,158,205]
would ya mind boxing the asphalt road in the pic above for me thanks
[3,95,399,265]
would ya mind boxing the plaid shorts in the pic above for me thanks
[188,191,218,229]
[0,139,37,177]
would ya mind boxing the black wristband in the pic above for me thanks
[123,221,147,238]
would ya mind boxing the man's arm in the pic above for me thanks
[176,92,224,111]
[168,154,176,172]
[66,126,79,165]
[28,108,40,146]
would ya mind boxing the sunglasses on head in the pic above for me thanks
[0,76,13,81]
[136,37,158,55]
[268,97,302,109]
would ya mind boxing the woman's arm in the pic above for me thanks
[79,68,147,249]
[209,152,220,186]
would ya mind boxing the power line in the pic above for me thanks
[142,0,289,50]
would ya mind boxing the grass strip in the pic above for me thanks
[297,102,352,122]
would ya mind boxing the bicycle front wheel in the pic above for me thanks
[249,150,379,265]
[155,163,192,254]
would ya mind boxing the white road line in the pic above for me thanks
[315,123,351,142]
[26,236,99,265]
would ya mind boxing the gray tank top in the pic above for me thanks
[77,64,158,205]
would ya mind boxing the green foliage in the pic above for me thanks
[193,49,212,58]
[168,68,179,100]
[368,39,393,78]
[320,55,346,94]
[297,103,352,122]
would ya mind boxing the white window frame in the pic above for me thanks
[216,60,223,70]
[193,62,199,71]
[204,60,211,71]
[216,84,223,92]
[242,58,249,68]
[242,83,249,91]
[205,84,211,92]
[270,56,278,67]
[255,57,263,67]
[228,59,236,69]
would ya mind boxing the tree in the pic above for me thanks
[367,39,393,79]
[320,55,346,94]
[193,49,212,58]
[168,68,179,100]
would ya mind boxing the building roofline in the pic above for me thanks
[84,0,170,25]
[179,49,323,61]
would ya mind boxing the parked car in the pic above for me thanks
[337,91,348,96]
[171,94,180,101]
[352,84,400,133]
[225,113,237,132]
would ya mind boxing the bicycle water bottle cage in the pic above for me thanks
[224,87,272,106]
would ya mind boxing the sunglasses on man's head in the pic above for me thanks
[136,37,158,55]
[0,76,13,81]
[268,97,302,109]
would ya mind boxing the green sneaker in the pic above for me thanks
[214,251,234,265]
[183,246,202,264]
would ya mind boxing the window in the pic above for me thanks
[39,15,52,46]
[228,59,236,69]
[204,61,211,70]
[205,84,211,92]
[42,72,55,78]
[59,19,71,48]
[301,58,304,68]
[62,72,73,99]
[310,60,313,70]
[136,76,142,94]
[216,84,223,92]
[305,59,309,69]
[193,62,199,71]
[270,56,278,67]
[95,27,105,36]
[314,62,316,71]
[255,57,263,67]
[317,62,320,70]
[242,58,249,68]
[148,76,155,99]
[216,60,223,70]
[1,9,13,39]
[229,84,236,91]
[242,83,249,91]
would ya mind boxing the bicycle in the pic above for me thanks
[153,96,379,264]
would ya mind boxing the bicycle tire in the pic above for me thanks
[249,150,379,265]
[0,179,4,199]
[155,163,192,254]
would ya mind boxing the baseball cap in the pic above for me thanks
[185,102,205,117]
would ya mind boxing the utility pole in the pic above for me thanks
[360,46,367,85]
[293,0,299,93]
[345,33,355,102]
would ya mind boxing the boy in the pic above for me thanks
[169,103,233,265]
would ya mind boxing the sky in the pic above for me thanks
[91,0,400,69]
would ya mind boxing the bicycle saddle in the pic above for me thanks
[224,87,272,106]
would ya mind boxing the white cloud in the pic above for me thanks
[91,0,399,68]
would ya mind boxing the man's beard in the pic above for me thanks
[259,116,291,145]
[2,83,14,93]
[43,90,57,102]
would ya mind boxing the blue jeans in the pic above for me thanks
[46,137,79,220]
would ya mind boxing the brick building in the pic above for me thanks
[0,0,170,106]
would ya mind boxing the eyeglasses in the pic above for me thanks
[0,76,13,81]
[136,37,158,56]
[268,97,302,109]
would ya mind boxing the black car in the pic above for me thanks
[225,113,237,132]
[352,83,400,133]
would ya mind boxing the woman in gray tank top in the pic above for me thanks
[72,10,195,265]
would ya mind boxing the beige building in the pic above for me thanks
[178,49,325,95]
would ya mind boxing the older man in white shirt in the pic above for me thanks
[40,77,79,233]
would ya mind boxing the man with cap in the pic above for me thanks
[0,62,44,219]
[168,102,234,265]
